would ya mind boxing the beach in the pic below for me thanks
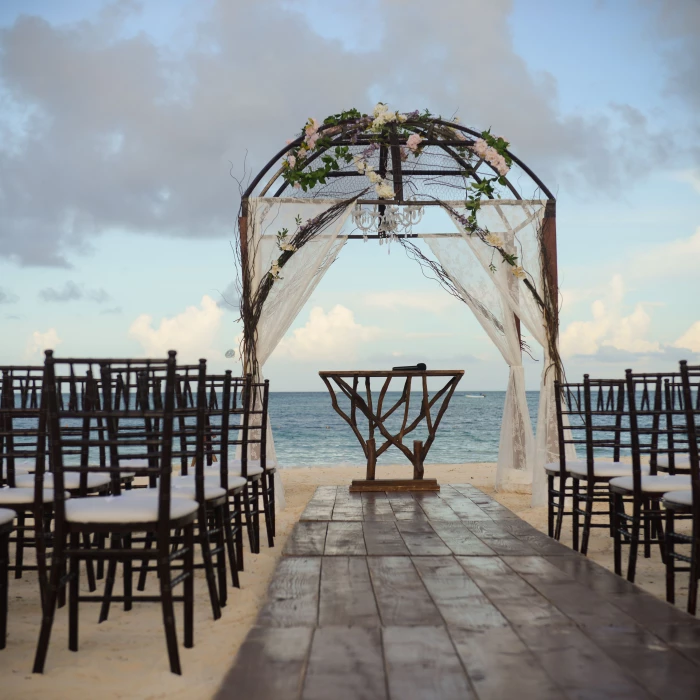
[1,462,689,699]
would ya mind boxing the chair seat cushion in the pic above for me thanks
[5,461,35,475]
[0,487,69,504]
[0,508,15,526]
[663,490,693,508]
[66,494,198,524]
[123,478,227,502]
[229,460,264,477]
[545,462,566,474]
[567,460,650,479]
[656,454,690,469]
[14,472,112,491]
[174,473,247,491]
[609,474,691,494]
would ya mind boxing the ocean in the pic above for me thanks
[270,391,541,467]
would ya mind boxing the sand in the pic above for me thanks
[1,462,690,699]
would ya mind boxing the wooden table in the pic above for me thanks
[318,370,463,492]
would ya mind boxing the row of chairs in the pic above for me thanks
[0,351,275,674]
[546,360,700,614]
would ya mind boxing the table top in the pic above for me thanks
[318,370,465,378]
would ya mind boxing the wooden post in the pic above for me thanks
[367,438,376,481]
[239,202,251,374]
[413,440,424,480]
[542,199,558,345]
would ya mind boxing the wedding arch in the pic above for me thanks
[235,105,562,506]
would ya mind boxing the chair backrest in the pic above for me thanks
[248,378,270,471]
[663,376,692,473]
[0,366,46,491]
[582,375,630,477]
[43,351,178,525]
[553,378,586,473]
[201,372,250,484]
[679,360,700,511]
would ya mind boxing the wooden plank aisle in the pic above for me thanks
[216,484,700,700]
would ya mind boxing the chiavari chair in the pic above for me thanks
[664,360,700,614]
[33,351,198,675]
[546,379,582,547]
[568,376,643,556]
[609,371,690,582]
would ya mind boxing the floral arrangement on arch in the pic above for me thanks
[266,103,531,289]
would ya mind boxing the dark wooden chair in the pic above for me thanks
[657,377,692,474]
[568,375,639,556]
[664,360,700,614]
[0,507,14,649]
[608,372,690,582]
[546,379,584,548]
[230,378,275,552]
[33,351,198,675]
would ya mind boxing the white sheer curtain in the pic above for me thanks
[444,200,558,504]
[425,227,534,492]
[247,198,356,508]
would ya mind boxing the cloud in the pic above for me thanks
[100,306,122,315]
[627,226,700,280]
[25,328,61,361]
[0,1,667,266]
[0,287,18,303]
[215,280,240,313]
[128,294,223,362]
[560,274,661,357]
[276,305,380,361]
[673,169,700,195]
[674,321,700,352]
[364,290,457,314]
[38,280,111,303]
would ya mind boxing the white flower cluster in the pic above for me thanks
[370,102,407,132]
[511,265,526,280]
[279,242,297,252]
[353,153,395,199]
[472,138,510,177]
[484,232,504,248]
[270,260,283,279]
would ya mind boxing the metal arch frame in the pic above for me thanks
[238,115,559,374]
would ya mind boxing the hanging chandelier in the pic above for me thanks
[351,201,424,239]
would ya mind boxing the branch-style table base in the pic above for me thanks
[319,369,464,492]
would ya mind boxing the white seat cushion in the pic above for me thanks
[609,474,691,494]
[229,460,264,477]
[663,490,693,508]
[173,473,247,492]
[14,472,112,491]
[66,494,198,524]
[5,461,35,475]
[0,487,69,504]
[545,462,566,474]
[123,478,227,502]
[656,454,690,469]
[0,508,15,526]
[568,460,650,479]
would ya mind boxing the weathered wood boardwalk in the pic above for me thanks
[216,484,700,700]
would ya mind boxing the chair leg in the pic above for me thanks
[665,509,675,605]
[261,475,275,548]
[68,533,79,652]
[643,497,652,559]
[0,532,9,650]
[123,533,133,612]
[572,479,580,552]
[627,503,642,583]
[98,534,120,623]
[652,498,666,564]
[183,524,194,649]
[196,507,222,621]
[213,506,227,608]
[81,532,97,593]
[581,484,594,556]
[137,531,155,591]
[15,511,25,579]
[33,531,65,673]
[34,515,49,612]
[242,484,256,553]
[223,501,240,589]
[689,529,700,616]
[156,538,182,675]
[554,477,566,542]
[96,533,107,580]
[269,473,276,538]
[547,475,554,538]
[613,492,623,577]
[234,492,244,572]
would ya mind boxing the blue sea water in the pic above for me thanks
[269,391,541,467]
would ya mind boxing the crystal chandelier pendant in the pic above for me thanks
[351,200,424,239]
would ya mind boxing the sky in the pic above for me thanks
[0,0,699,391]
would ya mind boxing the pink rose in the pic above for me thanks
[406,133,423,152]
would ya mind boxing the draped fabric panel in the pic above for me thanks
[246,198,356,508]
[425,232,534,491]
[444,200,558,504]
